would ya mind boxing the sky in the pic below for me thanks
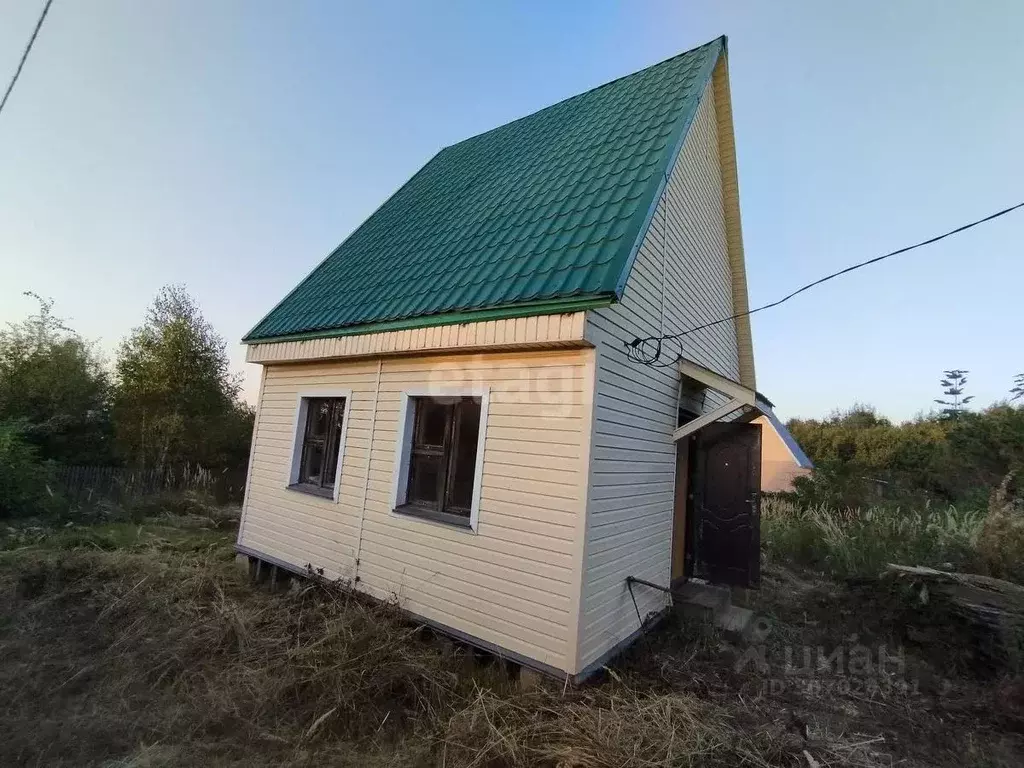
[1,1,1022,421]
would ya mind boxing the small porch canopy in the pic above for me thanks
[672,359,777,442]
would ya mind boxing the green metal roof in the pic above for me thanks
[244,37,724,343]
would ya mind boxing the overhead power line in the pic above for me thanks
[0,0,55,119]
[627,199,1024,367]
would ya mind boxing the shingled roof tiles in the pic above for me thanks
[244,37,724,342]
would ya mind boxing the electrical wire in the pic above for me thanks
[0,0,55,120]
[626,200,1024,366]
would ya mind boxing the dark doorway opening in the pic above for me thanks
[672,420,762,588]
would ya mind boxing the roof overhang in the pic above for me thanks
[671,358,775,442]
[243,295,613,345]
[245,309,594,365]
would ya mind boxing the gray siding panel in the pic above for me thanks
[579,80,741,669]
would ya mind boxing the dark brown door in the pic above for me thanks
[690,422,761,587]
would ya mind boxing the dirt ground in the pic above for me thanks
[1,514,1022,767]
[618,563,1024,767]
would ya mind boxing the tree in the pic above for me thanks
[0,293,112,464]
[1012,373,1024,402]
[946,404,1024,493]
[935,369,974,419]
[0,423,58,517]
[114,285,252,470]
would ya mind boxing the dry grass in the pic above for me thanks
[0,517,786,767]
[978,473,1024,583]
[1,547,448,765]
[3,511,1023,767]
[440,686,783,768]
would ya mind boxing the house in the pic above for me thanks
[237,36,787,680]
[754,413,814,492]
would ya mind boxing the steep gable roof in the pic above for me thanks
[245,37,725,343]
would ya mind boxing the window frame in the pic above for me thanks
[390,387,490,532]
[287,389,353,502]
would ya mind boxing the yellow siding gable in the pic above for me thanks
[755,415,813,493]
[246,312,588,364]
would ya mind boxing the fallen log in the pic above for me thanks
[883,564,1024,671]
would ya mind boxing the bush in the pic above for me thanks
[0,423,60,518]
[977,474,1024,584]
[0,295,113,466]
[787,403,1024,508]
[762,497,985,579]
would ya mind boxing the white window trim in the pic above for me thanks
[287,388,353,503]
[390,386,490,532]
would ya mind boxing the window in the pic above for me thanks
[289,396,348,498]
[392,392,488,529]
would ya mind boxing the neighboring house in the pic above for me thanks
[238,36,789,680]
[754,413,814,493]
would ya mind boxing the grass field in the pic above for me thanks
[2,500,1022,767]
[761,487,1024,584]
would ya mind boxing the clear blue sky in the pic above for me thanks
[2,1,1022,420]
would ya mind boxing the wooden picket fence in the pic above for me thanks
[54,464,247,505]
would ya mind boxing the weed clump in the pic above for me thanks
[0,522,781,767]
[441,686,780,768]
[4,510,1022,767]
[978,474,1024,584]
[761,497,985,579]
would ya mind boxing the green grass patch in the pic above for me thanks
[0,508,237,565]
[762,498,986,579]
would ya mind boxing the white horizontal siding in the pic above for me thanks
[578,79,743,670]
[246,312,588,363]
[238,358,380,579]
[238,348,593,673]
